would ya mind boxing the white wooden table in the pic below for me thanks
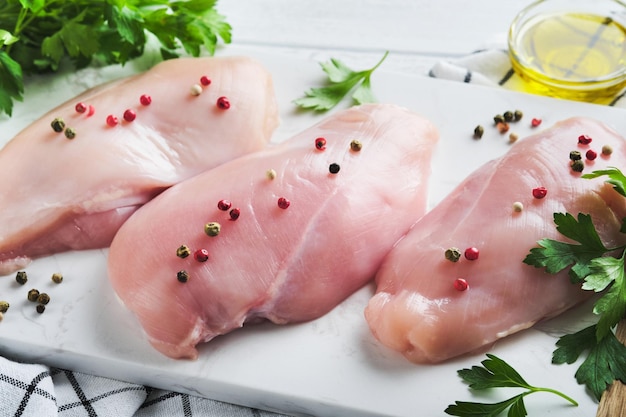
[219,0,533,73]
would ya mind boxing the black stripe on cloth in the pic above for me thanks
[0,372,56,402]
[58,386,148,413]
[139,392,193,416]
[498,68,515,86]
[181,394,192,417]
[65,371,98,417]
[11,371,52,417]
[609,90,625,107]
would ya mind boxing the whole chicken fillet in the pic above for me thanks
[108,104,439,359]
[0,56,278,275]
[365,117,626,364]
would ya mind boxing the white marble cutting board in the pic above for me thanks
[1,45,626,417]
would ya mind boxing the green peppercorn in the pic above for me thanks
[176,245,191,258]
[177,270,189,283]
[493,114,505,124]
[473,125,484,139]
[204,222,221,237]
[602,145,613,156]
[15,271,28,285]
[51,117,65,133]
[64,127,76,139]
[37,293,50,305]
[27,289,40,302]
[569,150,582,161]
[36,304,45,314]
[0,301,9,313]
[503,111,514,122]
[350,140,362,152]
[514,110,523,121]
[445,247,462,262]
[571,159,585,173]
[51,273,63,284]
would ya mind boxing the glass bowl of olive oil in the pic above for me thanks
[508,0,626,102]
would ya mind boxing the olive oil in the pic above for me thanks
[509,11,626,101]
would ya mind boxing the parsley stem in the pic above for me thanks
[529,387,579,406]
[370,50,389,73]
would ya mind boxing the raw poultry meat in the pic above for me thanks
[0,56,278,275]
[107,103,439,359]
[365,117,626,364]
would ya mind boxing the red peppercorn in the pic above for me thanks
[586,149,598,160]
[200,76,211,86]
[217,96,230,110]
[140,94,152,106]
[106,115,118,127]
[532,186,547,199]
[531,118,542,127]
[578,134,593,145]
[229,208,241,220]
[453,278,469,291]
[315,137,327,150]
[75,102,87,113]
[123,109,136,122]
[87,105,95,117]
[217,199,232,211]
[277,197,290,209]
[464,247,479,260]
[193,249,209,262]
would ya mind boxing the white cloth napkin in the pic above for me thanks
[1,46,624,417]
[428,48,626,109]
[0,356,285,417]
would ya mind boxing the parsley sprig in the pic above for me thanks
[445,354,578,417]
[524,167,626,400]
[294,51,388,111]
[0,0,232,117]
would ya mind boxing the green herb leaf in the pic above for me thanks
[553,325,626,400]
[523,213,608,282]
[446,354,577,417]
[445,395,526,417]
[294,51,389,111]
[0,50,24,116]
[0,30,19,47]
[458,354,530,390]
[582,167,626,198]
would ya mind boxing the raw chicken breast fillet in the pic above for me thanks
[108,104,439,359]
[365,117,626,363]
[0,56,278,275]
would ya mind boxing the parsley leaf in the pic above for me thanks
[523,213,609,282]
[582,167,626,198]
[553,324,626,401]
[445,354,577,417]
[584,254,626,339]
[294,51,389,111]
[0,50,23,117]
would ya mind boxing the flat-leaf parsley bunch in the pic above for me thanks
[524,167,626,400]
[0,0,231,117]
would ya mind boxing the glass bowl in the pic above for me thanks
[508,0,626,102]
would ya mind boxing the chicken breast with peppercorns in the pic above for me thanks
[365,117,626,363]
[107,103,439,359]
[0,56,278,275]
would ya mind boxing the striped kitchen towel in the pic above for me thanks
[428,48,626,109]
[0,356,286,417]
